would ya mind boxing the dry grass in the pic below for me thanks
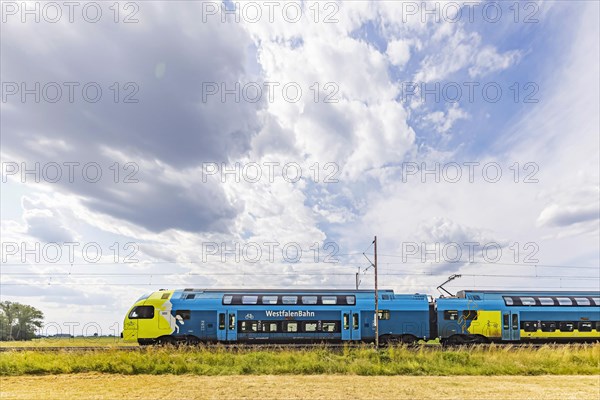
[1,374,598,399]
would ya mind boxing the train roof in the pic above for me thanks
[457,290,600,298]
[174,288,396,293]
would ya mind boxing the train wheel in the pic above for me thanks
[379,335,400,346]
[185,336,200,346]
[400,335,418,345]
[157,336,177,347]
[444,335,466,346]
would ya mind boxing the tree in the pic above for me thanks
[0,302,44,341]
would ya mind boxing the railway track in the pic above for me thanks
[1,343,592,352]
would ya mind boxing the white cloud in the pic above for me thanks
[414,25,521,82]
[469,46,521,78]
[423,103,469,134]
[387,39,411,68]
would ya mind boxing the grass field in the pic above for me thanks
[1,374,598,399]
[1,344,599,376]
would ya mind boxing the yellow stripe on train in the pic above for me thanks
[520,330,600,339]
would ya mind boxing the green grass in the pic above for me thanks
[1,344,599,376]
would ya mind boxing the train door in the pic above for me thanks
[217,312,226,341]
[341,312,351,341]
[350,311,361,340]
[226,310,237,341]
[501,312,520,341]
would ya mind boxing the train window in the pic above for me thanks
[322,296,337,305]
[522,321,537,332]
[263,322,278,332]
[302,296,318,305]
[284,322,298,332]
[574,298,590,306]
[175,310,191,320]
[462,310,478,320]
[504,297,514,306]
[512,314,519,330]
[444,310,458,321]
[579,322,593,332]
[129,306,154,319]
[322,322,338,332]
[282,296,297,305]
[223,295,233,305]
[540,322,556,332]
[219,314,225,330]
[242,296,258,305]
[343,314,349,330]
[591,298,600,306]
[378,310,391,320]
[304,322,318,332]
[262,296,278,305]
[240,321,258,332]
[538,298,554,306]
[557,298,572,306]
[353,313,359,330]
[229,314,235,330]
[346,296,356,305]
[559,322,574,332]
[520,297,536,306]
[382,295,390,300]
[596,322,600,332]
[503,314,509,330]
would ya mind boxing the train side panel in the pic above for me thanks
[436,291,600,344]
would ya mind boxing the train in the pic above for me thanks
[122,288,600,345]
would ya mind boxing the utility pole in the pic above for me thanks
[362,237,379,347]
[374,236,379,348]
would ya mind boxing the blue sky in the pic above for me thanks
[1,1,598,334]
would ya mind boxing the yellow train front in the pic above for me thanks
[123,290,182,345]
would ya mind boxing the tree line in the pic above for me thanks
[0,301,44,341]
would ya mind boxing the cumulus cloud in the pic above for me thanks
[1,3,262,233]
[386,39,411,68]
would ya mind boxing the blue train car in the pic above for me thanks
[123,288,431,345]
[436,290,600,344]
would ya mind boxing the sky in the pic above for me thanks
[1,0,599,336]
